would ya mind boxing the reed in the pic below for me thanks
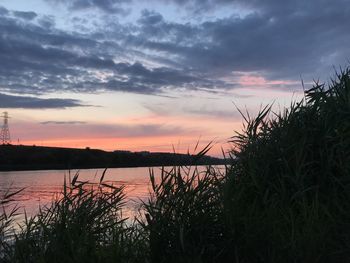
[142,164,228,262]
[224,68,350,262]
[1,171,149,263]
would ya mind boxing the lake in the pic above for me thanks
[0,166,219,221]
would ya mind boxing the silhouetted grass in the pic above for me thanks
[224,68,350,262]
[0,171,149,263]
[1,188,23,260]
[1,67,350,262]
[142,165,228,262]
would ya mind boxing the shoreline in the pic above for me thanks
[0,144,227,172]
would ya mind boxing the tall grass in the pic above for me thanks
[140,68,350,262]
[1,189,23,260]
[142,165,228,262]
[1,171,149,263]
[224,68,350,262]
[1,67,350,262]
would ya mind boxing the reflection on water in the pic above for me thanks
[0,167,152,219]
[0,166,219,220]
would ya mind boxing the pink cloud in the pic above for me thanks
[238,74,298,87]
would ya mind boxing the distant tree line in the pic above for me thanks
[0,145,226,171]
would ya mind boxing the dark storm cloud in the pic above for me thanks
[0,93,85,109]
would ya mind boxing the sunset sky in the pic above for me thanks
[0,0,349,155]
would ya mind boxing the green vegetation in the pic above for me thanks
[1,68,350,262]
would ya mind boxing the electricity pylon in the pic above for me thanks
[1,112,11,144]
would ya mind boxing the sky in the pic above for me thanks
[0,0,349,156]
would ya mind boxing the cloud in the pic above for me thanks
[130,2,350,81]
[0,0,349,99]
[12,10,37,20]
[157,0,349,17]
[138,10,163,25]
[0,6,9,15]
[143,101,243,121]
[0,93,86,109]
[0,10,229,96]
[18,122,193,139]
[183,107,242,120]
[45,0,130,14]
[40,121,87,125]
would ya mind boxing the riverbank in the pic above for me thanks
[0,144,226,171]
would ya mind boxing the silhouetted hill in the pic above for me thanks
[0,145,226,171]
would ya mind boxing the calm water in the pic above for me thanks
[0,166,218,220]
